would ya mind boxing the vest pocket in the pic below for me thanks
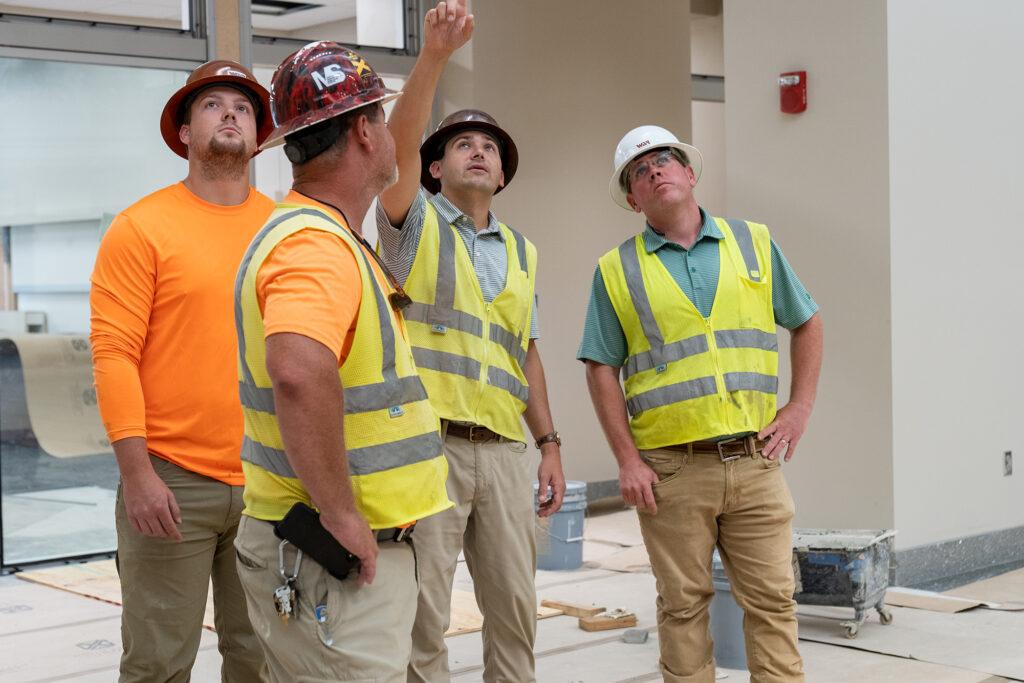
[640,449,690,487]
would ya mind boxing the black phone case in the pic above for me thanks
[273,502,359,581]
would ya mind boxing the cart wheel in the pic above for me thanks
[878,608,893,625]
[844,623,859,639]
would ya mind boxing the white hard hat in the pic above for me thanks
[608,125,703,211]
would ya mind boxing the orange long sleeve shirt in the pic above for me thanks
[90,182,275,485]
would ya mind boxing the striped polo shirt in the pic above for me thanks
[577,208,818,368]
[376,190,540,339]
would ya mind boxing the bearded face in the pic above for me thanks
[179,85,258,178]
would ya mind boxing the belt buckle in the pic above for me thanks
[716,437,743,462]
[468,425,489,443]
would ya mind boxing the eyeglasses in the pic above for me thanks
[622,149,689,193]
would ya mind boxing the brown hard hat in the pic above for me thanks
[160,59,273,159]
[419,109,518,195]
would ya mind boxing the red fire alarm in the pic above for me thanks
[779,71,807,114]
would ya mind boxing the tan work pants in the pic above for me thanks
[115,455,265,682]
[409,429,537,683]
[234,514,418,682]
[638,447,803,683]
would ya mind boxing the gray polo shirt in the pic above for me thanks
[376,190,540,339]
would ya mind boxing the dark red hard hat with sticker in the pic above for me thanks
[262,41,400,150]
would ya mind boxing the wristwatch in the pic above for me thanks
[535,431,561,449]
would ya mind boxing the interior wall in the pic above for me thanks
[888,0,1024,549]
[724,0,894,531]
[691,12,726,217]
[438,0,692,485]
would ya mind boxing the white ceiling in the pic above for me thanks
[0,0,358,31]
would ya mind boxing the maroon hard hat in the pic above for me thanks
[160,59,272,159]
[419,109,518,195]
[262,41,399,150]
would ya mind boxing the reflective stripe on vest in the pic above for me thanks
[402,203,536,440]
[599,217,779,448]
[234,205,450,527]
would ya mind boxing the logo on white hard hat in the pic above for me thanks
[636,139,651,150]
[311,64,347,91]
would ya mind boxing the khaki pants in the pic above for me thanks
[115,455,265,682]
[234,514,418,682]
[638,447,803,683]
[409,429,537,683]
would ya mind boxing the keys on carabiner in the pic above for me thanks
[273,539,303,622]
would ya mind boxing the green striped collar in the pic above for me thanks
[428,191,504,240]
[643,208,721,253]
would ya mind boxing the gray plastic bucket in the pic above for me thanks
[534,480,587,570]
[710,550,747,670]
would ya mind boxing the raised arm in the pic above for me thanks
[378,0,473,225]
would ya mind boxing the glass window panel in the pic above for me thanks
[0,57,188,568]
[253,0,405,50]
[0,0,189,31]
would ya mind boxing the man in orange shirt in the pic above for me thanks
[90,60,274,682]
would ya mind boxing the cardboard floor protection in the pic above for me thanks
[582,509,643,548]
[945,567,1024,609]
[587,544,652,573]
[886,587,987,613]
[797,603,1024,681]
[16,560,561,637]
[886,586,1024,613]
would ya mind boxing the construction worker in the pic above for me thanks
[231,41,452,682]
[579,126,823,682]
[377,2,566,680]
[89,60,274,681]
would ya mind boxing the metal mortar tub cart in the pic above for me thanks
[792,529,896,638]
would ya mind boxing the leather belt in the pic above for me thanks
[661,435,768,462]
[443,421,504,444]
[375,525,414,543]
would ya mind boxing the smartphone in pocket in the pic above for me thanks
[273,502,360,581]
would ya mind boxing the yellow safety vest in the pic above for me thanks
[402,203,537,441]
[599,217,779,450]
[235,203,452,528]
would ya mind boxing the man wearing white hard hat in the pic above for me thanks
[578,125,823,682]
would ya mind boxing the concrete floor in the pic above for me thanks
[1,509,1021,682]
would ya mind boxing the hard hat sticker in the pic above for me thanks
[346,51,370,78]
[311,64,347,91]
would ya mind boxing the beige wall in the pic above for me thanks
[691,13,724,77]
[887,0,1024,548]
[438,0,692,484]
[724,0,895,531]
[691,12,726,216]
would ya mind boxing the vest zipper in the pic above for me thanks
[474,303,493,414]
[704,318,727,400]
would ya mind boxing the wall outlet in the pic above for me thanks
[1005,451,1013,477]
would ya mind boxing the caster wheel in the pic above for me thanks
[879,609,893,625]
[844,624,859,639]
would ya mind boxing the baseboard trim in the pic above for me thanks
[583,478,620,503]
[894,524,1024,589]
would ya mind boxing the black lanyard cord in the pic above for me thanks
[293,192,412,311]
